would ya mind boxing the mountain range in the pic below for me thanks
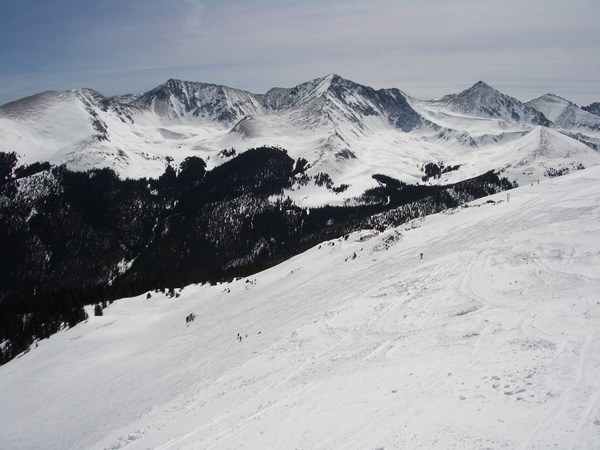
[1,75,599,205]
[1,75,599,365]
[2,76,600,446]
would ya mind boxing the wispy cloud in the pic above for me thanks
[0,0,598,105]
[179,1,208,36]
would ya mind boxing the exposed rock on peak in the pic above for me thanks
[259,74,423,132]
[136,79,264,123]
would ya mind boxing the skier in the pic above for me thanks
[420,252,423,260]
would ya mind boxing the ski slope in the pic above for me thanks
[1,167,600,449]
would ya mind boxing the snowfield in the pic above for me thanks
[1,166,600,449]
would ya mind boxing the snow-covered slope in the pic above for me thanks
[476,126,599,186]
[260,74,424,132]
[2,166,600,449]
[0,90,97,165]
[1,76,599,200]
[527,94,600,131]
[134,78,265,124]
[0,88,172,177]
[432,81,551,127]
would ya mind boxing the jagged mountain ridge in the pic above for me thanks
[260,74,424,131]
[582,102,600,116]
[133,78,265,124]
[1,75,599,204]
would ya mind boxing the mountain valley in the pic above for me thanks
[1,75,600,448]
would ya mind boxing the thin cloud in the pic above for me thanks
[0,0,598,105]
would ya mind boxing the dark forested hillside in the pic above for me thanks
[0,147,513,364]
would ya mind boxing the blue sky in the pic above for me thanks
[1,0,599,105]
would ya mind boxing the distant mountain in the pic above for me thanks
[526,94,600,131]
[497,127,596,181]
[260,74,424,132]
[230,74,429,177]
[434,81,551,126]
[133,78,264,124]
[582,102,600,116]
[2,75,600,366]
[1,76,598,201]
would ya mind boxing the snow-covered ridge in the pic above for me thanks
[432,81,551,127]
[1,76,599,204]
[133,78,265,124]
[526,93,600,131]
[2,165,600,448]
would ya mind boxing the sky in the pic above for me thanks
[0,0,599,106]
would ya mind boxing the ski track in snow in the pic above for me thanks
[1,167,600,449]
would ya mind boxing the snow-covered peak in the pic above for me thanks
[263,74,350,110]
[436,81,551,126]
[262,75,350,111]
[496,126,600,185]
[314,73,344,93]
[531,92,573,105]
[468,80,496,95]
[0,87,109,120]
[261,75,423,132]
[135,79,264,124]
[1,76,598,189]
[0,89,104,166]
[527,94,600,131]
[0,90,78,119]
[526,94,575,122]
[441,81,501,105]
